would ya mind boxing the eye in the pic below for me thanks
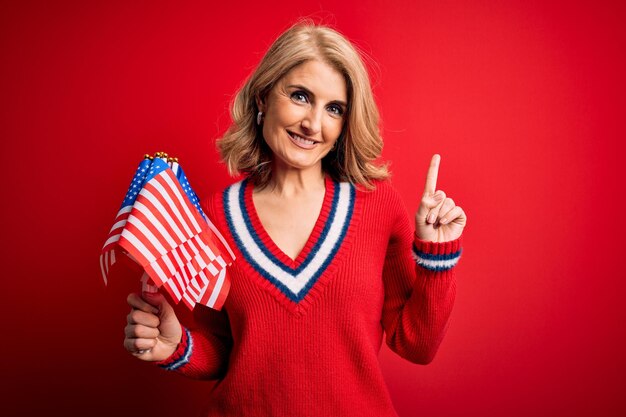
[291,91,309,103]
[327,104,344,116]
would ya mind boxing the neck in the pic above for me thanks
[262,163,326,197]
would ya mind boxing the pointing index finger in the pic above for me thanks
[423,154,441,196]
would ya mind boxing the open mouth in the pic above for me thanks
[287,130,317,147]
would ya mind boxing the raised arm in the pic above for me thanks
[381,155,465,364]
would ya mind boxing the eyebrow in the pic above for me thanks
[286,84,348,108]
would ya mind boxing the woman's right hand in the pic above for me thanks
[124,291,183,362]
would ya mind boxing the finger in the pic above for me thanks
[127,293,160,315]
[141,291,176,322]
[436,200,456,224]
[417,190,445,220]
[434,197,455,224]
[127,309,160,327]
[124,337,157,354]
[428,197,454,225]
[423,154,441,197]
[440,206,466,225]
[125,323,160,339]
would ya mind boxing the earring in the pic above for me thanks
[256,111,263,125]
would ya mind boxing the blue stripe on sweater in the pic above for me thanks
[237,178,341,274]
[159,327,193,371]
[412,245,462,272]
[223,180,355,303]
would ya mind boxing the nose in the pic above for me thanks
[301,106,323,136]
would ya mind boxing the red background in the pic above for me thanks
[1,0,625,416]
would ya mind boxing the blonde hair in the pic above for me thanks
[216,19,389,189]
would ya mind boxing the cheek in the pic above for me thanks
[325,119,344,140]
[262,111,287,142]
[272,101,304,125]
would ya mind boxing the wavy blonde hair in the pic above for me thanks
[216,20,388,189]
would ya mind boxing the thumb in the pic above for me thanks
[416,190,445,221]
[141,291,175,320]
[141,291,181,340]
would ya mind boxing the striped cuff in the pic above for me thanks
[156,326,193,371]
[412,236,462,272]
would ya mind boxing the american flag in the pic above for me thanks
[100,156,234,310]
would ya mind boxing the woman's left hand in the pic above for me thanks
[415,154,467,243]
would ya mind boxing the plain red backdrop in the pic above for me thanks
[1,0,625,416]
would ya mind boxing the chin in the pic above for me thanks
[280,155,323,171]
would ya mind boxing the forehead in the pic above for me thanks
[279,60,347,102]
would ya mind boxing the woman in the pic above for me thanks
[124,21,466,416]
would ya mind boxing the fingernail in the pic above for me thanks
[434,193,443,202]
[440,218,448,224]
[427,214,435,224]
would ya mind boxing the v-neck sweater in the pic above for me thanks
[156,177,463,417]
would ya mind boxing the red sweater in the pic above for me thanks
[157,177,462,417]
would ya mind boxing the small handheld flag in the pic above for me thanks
[100,152,235,310]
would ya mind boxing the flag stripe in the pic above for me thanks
[139,193,187,244]
[107,206,133,232]
[140,186,192,240]
[144,261,168,287]
[127,214,168,257]
[200,269,218,303]
[133,200,178,249]
[183,293,195,310]
[206,220,236,263]
[108,216,130,234]
[120,228,155,263]
[159,172,203,233]
[118,222,156,264]
[148,176,197,237]
[102,233,122,251]
[212,267,229,308]
[163,274,183,300]
[100,254,107,284]
[101,158,234,311]
[168,249,187,295]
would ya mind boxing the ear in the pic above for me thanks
[255,95,265,113]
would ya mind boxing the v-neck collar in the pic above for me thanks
[245,175,335,268]
[223,176,356,305]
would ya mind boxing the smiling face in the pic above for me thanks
[256,60,348,175]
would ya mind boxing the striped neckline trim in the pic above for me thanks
[223,178,355,302]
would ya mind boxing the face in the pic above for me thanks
[256,60,348,174]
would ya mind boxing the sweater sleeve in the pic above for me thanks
[155,305,233,379]
[154,192,234,379]
[380,185,462,365]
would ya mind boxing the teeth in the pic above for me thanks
[290,132,315,145]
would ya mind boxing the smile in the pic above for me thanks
[287,130,318,149]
